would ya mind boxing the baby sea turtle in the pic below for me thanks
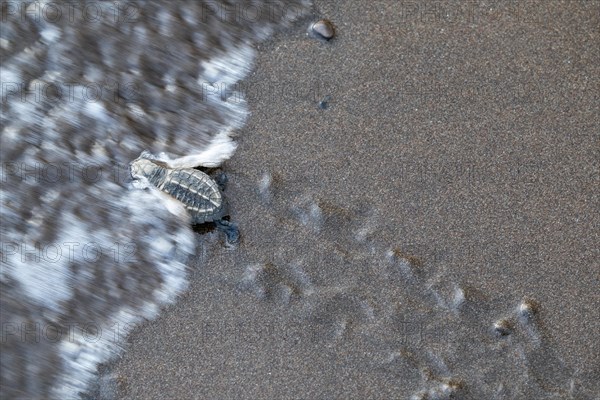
[130,151,239,244]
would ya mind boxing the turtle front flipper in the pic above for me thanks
[213,170,228,191]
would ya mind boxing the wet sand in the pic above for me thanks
[105,1,599,399]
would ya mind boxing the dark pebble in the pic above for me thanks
[318,95,331,109]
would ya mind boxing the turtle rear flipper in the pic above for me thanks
[215,219,239,245]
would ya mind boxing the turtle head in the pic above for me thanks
[130,157,159,180]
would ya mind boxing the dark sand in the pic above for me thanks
[105,1,599,399]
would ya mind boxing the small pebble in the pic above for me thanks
[318,95,331,109]
[311,19,335,40]
[493,319,512,337]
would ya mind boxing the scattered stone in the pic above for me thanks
[493,318,512,337]
[310,19,335,40]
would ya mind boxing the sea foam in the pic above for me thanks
[0,0,310,397]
